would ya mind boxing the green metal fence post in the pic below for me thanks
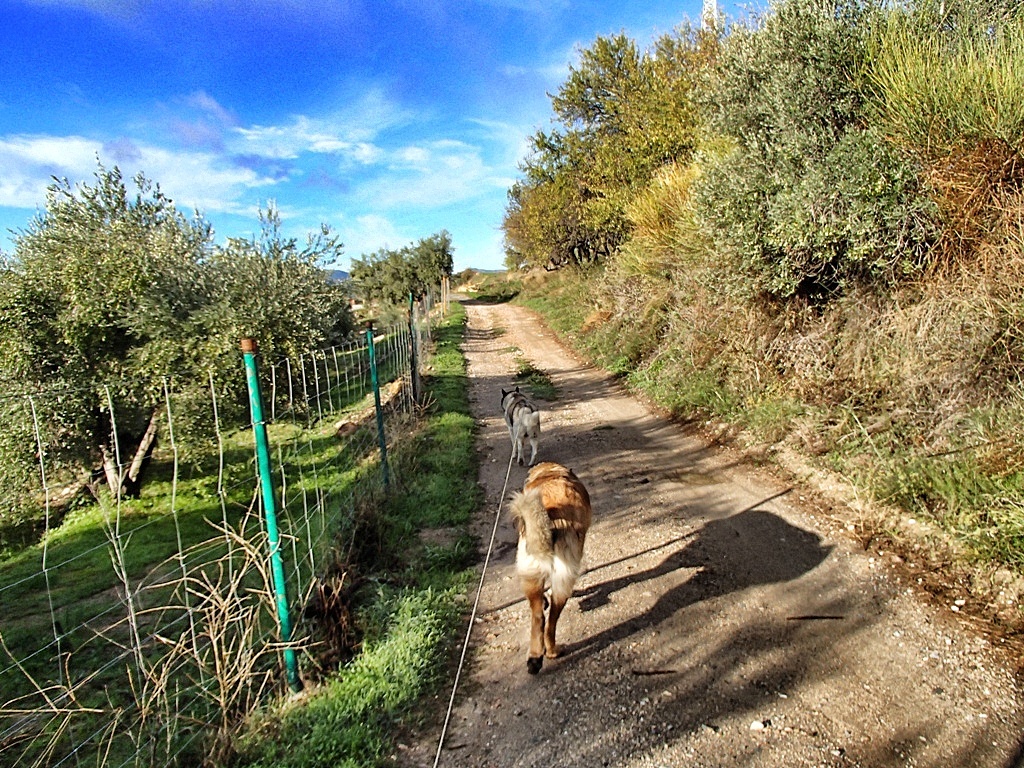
[408,292,420,405]
[240,338,303,694]
[365,323,390,488]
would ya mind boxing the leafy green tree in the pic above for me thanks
[206,207,353,364]
[408,230,454,298]
[176,206,355,441]
[552,30,705,209]
[352,246,413,308]
[351,231,454,307]
[0,165,214,501]
[503,175,603,271]
[504,27,712,271]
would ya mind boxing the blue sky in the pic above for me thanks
[0,0,740,272]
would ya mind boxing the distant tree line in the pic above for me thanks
[350,230,454,309]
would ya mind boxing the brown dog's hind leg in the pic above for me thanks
[522,578,547,674]
[544,594,568,659]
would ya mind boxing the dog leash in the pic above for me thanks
[432,423,520,767]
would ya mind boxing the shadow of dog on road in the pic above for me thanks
[567,501,833,660]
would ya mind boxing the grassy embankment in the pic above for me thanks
[233,302,480,767]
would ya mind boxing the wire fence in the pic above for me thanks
[0,293,441,767]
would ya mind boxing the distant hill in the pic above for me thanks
[326,269,350,282]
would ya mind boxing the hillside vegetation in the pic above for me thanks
[500,0,1024,630]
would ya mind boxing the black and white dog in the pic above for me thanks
[501,386,541,466]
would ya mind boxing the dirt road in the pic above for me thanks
[394,299,1024,768]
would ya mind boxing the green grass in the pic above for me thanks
[0,419,384,765]
[231,301,480,767]
[626,356,738,421]
[512,358,558,401]
[236,587,462,768]
[829,412,1024,569]
[736,394,806,446]
[517,270,595,338]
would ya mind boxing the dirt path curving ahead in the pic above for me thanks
[394,299,1024,768]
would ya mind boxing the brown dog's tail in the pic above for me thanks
[509,488,552,560]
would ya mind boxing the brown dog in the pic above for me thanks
[509,462,592,674]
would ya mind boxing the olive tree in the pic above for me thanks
[0,165,215,503]
[694,0,937,300]
[0,167,354,537]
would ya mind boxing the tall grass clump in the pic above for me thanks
[840,195,1024,562]
[868,1,1024,257]
[618,161,708,278]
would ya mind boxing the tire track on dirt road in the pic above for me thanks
[393,299,1024,768]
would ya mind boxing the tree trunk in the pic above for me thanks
[126,409,160,486]
[99,407,161,498]
[100,444,122,498]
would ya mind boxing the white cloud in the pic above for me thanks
[0,133,272,215]
[501,39,576,90]
[123,146,273,214]
[233,89,413,161]
[393,146,431,167]
[0,135,107,208]
[338,213,410,259]
[363,139,509,209]
[184,90,238,127]
[0,82,524,261]
[501,60,571,84]
[233,119,378,163]
[351,143,383,164]
[468,117,536,166]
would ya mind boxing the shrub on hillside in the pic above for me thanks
[696,0,936,300]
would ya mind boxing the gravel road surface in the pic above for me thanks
[393,299,1024,768]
